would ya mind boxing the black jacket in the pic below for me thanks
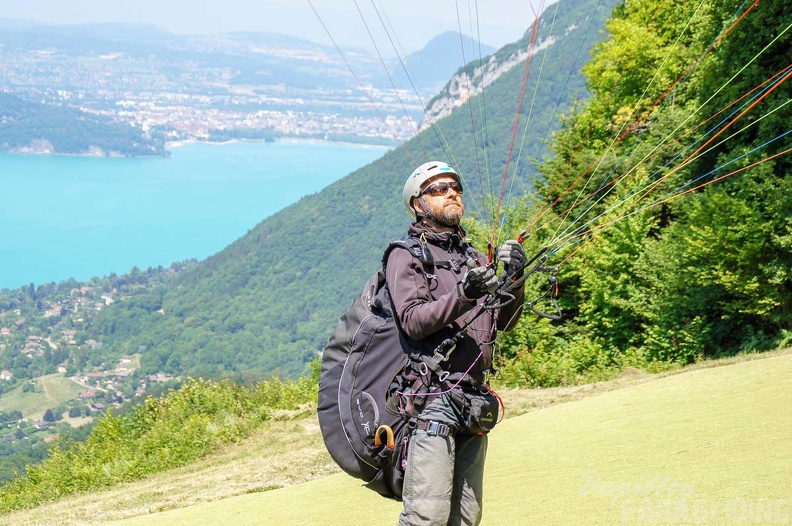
[385,221,524,374]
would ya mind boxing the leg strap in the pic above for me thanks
[414,419,456,437]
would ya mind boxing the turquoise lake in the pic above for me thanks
[0,141,387,290]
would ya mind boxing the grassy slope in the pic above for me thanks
[7,350,789,525]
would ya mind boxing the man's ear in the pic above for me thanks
[413,197,426,215]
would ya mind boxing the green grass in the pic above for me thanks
[0,374,84,419]
[5,350,791,525]
[99,351,792,526]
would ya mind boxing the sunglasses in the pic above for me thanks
[421,181,464,197]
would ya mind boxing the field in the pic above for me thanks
[5,350,791,525]
[0,374,85,420]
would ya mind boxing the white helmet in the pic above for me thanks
[403,161,460,219]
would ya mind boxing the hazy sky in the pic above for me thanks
[0,0,555,51]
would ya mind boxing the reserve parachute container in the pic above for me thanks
[317,239,425,500]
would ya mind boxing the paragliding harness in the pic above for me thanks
[317,237,489,500]
[317,236,560,500]
[387,241,562,433]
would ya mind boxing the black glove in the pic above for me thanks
[462,265,498,300]
[498,239,526,278]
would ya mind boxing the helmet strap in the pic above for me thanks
[412,196,428,220]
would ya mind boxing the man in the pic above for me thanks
[386,161,526,526]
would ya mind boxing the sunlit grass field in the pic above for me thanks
[0,374,84,420]
[6,350,791,525]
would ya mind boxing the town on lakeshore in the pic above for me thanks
[0,24,432,155]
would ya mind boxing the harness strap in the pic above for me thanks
[440,371,488,391]
[383,237,475,272]
[410,353,487,388]
[413,419,456,437]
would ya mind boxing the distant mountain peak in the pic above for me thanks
[420,30,495,56]
[388,30,497,98]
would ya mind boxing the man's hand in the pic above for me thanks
[462,266,498,300]
[498,240,526,278]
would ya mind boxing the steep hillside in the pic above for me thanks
[89,0,619,378]
[420,18,564,130]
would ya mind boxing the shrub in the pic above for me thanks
[0,375,318,513]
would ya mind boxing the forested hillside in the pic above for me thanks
[0,93,165,156]
[88,0,618,378]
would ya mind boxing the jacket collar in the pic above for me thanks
[408,221,467,248]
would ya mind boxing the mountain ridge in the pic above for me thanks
[390,30,497,95]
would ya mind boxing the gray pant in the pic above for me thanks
[398,393,488,526]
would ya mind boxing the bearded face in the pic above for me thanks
[414,176,465,228]
[422,193,464,227]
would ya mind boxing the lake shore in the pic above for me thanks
[166,136,395,151]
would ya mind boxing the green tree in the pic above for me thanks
[502,0,792,382]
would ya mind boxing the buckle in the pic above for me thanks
[425,420,450,437]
